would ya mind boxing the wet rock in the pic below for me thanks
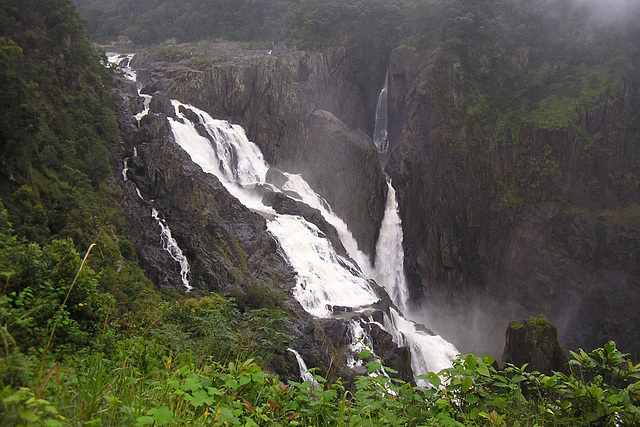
[137,47,387,258]
[385,45,640,361]
[149,91,176,118]
[502,315,568,374]
[112,76,413,386]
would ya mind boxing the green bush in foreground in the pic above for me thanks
[1,336,638,426]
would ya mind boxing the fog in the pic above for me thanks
[572,0,640,23]
[408,288,586,363]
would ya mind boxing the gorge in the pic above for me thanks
[109,26,639,379]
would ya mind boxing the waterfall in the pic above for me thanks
[388,308,458,386]
[166,100,458,379]
[373,71,389,153]
[152,209,192,291]
[287,348,317,385]
[374,178,409,310]
[109,53,192,291]
[111,54,458,381]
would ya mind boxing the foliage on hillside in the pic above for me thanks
[0,0,118,246]
[0,0,292,416]
[431,2,640,206]
[74,0,410,48]
[2,319,639,426]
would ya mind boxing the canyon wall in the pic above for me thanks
[133,46,387,257]
[385,47,640,359]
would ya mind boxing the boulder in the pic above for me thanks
[502,315,568,374]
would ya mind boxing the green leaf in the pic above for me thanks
[148,406,173,426]
[189,389,213,408]
[494,396,507,411]
[358,350,372,360]
[225,378,239,390]
[482,355,496,366]
[239,374,251,386]
[219,407,239,423]
[464,354,478,370]
[511,374,525,383]
[251,372,267,384]
[428,374,442,388]
[604,341,616,354]
[322,389,338,402]
[207,387,223,396]
[477,365,490,377]
[461,376,473,393]
[181,375,202,392]
[366,361,382,374]
[135,416,154,426]
[466,394,479,405]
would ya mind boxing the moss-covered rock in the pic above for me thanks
[502,315,568,374]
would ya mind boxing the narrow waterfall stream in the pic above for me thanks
[111,54,458,384]
[108,53,192,291]
[373,71,389,154]
[374,178,409,311]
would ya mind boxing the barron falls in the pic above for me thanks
[109,51,458,383]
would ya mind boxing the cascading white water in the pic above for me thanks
[166,99,458,379]
[109,53,192,291]
[151,208,192,291]
[111,53,458,381]
[374,178,409,311]
[287,348,317,385]
[373,71,389,154]
[267,214,378,318]
[388,308,459,386]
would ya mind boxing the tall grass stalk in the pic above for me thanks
[36,243,98,396]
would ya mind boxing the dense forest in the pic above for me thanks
[1,0,639,425]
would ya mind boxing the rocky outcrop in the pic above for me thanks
[134,45,387,257]
[385,47,640,360]
[502,315,568,374]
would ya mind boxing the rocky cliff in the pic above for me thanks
[385,46,640,360]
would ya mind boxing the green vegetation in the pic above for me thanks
[2,316,639,426]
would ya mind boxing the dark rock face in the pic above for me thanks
[502,315,568,374]
[385,47,640,360]
[136,47,387,258]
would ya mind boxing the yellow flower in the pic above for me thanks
[203,409,209,419]
[166,355,172,370]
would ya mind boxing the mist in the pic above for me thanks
[408,289,586,363]
[572,0,640,23]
